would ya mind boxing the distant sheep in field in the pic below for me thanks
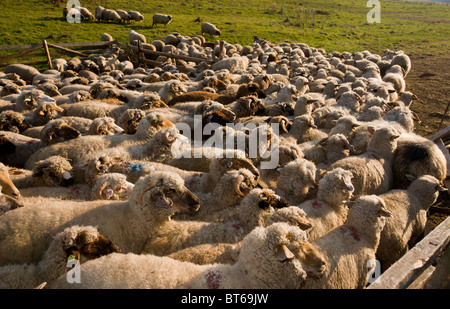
[128,11,144,22]
[152,14,172,27]
[201,22,221,37]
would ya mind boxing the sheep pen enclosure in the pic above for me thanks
[0,0,449,292]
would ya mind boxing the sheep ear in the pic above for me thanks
[78,163,88,171]
[367,126,375,135]
[275,244,295,262]
[317,137,329,146]
[405,174,416,182]
[343,200,355,207]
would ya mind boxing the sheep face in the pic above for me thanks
[238,222,310,289]
[295,242,327,278]
[41,123,81,144]
[91,174,134,200]
[256,189,289,210]
[32,156,74,187]
[211,157,260,182]
[117,109,146,134]
[90,117,124,136]
[133,173,200,219]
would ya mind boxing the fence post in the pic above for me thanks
[43,40,53,70]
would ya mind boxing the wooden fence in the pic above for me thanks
[0,39,224,70]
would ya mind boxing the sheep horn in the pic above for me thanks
[275,244,295,262]
[138,179,163,205]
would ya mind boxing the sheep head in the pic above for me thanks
[91,173,134,200]
[215,168,258,199]
[0,111,31,133]
[117,109,146,134]
[63,226,121,264]
[32,156,74,187]
[210,157,260,182]
[41,122,81,144]
[133,172,200,219]
[89,117,124,136]
[294,242,327,278]
[238,222,309,289]
[266,116,292,134]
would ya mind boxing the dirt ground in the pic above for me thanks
[404,52,450,231]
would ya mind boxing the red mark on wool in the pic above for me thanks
[27,140,35,144]
[312,200,322,208]
[69,185,82,195]
[232,223,242,230]
[205,270,223,289]
[348,226,360,241]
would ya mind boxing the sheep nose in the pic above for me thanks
[12,191,21,199]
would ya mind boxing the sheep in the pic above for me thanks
[275,158,318,204]
[301,195,392,289]
[0,171,200,266]
[115,10,130,23]
[297,168,355,241]
[383,64,406,93]
[299,134,354,168]
[0,162,21,198]
[392,133,448,189]
[128,10,144,22]
[128,29,146,45]
[390,52,411,77]
[101,9,122,23]
[39,117,90,144]
[376,175,447,271]
[95,6,105,20]
[49,222,323,289]
[329,126,400,196]
[0,225,121,289]
[177,168,258,221]
[15,89,48,112]
[285,114,328,144]
[152,13,172,27]
[201,22,221,37]
[4,64,40,84]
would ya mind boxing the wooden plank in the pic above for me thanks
[0,41,115,51]
[429,125,450,143]
[435,139,450,178]
[0,44,43,63]
[407,265,436,289]
[43,40,52,70]
[366,216,450,289]
[46,43,87,57]
[424,244,450,288]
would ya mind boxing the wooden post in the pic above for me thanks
[438,101,450,131]
[218,40,225,60]
[43,40,53,70]
[137,41,144,67]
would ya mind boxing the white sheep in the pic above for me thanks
[297,168,355,241]
[329,126,400,196]
[4,64,40,84]
[201,22,221,37]
[0,171,200,266]
[0,225,120,289]
[128,10,144,22]
[128,29,146,45]
[301,195,392,289]
[152,13,172,27]
[49,223,321,289]
[377,175,447,271]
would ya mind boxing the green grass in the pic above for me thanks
[0,0,449,61]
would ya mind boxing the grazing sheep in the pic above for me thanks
[50,223,323,289]
[0,171,200,266]
[377,175,446,271]
[0,225,120,289]
[329,126,400,196]
[115,10,130,23]
[302,195,392,289]
[201,22,221,37]
[128,10,144,22]
[152,13,172,27]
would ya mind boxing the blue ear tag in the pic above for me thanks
[130,164,144,172]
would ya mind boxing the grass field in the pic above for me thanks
[0,0,448,56]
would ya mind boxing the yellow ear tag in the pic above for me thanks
[67,255,76,262]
